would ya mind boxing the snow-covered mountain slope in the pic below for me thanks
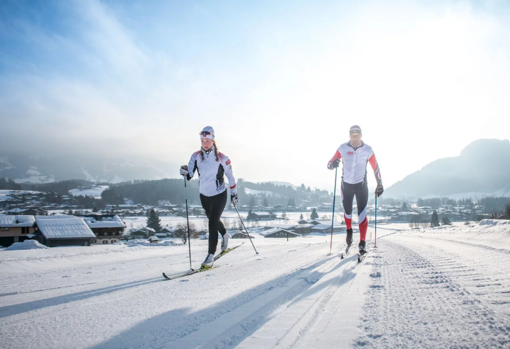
[1,220,509,348]
[0,154,177,184]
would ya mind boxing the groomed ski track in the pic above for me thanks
[1,222,510,348]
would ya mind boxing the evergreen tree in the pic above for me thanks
[263,196,268,207]
[311,208,319,220]
[431,210,439,227]
[146,209,162,233]
[249,196,256,209]
[300,213,304,220]
[441,216,452,225]
[402,202,408,211]
[505,203,510,218]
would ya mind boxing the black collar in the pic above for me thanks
[348,140,364,150]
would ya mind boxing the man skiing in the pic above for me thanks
[327,125,383,256]
[180,126,239,268]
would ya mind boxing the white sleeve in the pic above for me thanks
[187,152,199,180]
[222,155,237,195]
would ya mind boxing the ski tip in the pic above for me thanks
[340,253,344,259]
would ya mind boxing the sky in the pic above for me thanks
[1,0,510,191]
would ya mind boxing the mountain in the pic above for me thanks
[385,139,510,199]
[0,154,177,184]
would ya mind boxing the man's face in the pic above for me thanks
[350,133,361,147]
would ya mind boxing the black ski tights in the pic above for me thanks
[200,190,227,254]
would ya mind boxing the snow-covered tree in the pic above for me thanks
[431,211,440,227]
[146,209,162,233]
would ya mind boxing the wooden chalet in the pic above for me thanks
[0,215,37,247]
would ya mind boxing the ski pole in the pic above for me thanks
[184,178,192,270]
[234,204,259,255]
[374,193,378,249]
[329,167,338,255]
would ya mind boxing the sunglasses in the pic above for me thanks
[200,131,211,136]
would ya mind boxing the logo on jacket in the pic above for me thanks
[347,151,354,155]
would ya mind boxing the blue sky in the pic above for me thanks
[1,0,510,190]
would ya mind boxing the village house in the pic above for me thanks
[310,223,343,234]
[81,215,126,244]
[129,227,156,239]
[148,235,159,243]
[261,227,299,238]
[230,230,256,239]
[0,215,37,247]
[34,216,96,247]
[249,212,277,221]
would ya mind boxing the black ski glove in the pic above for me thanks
[329,158,340,169]
[376,182,384,197]
[231,193,239,206]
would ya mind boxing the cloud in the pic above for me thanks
[1,0,510,191]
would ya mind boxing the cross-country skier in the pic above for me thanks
[180,126,239,267]
[327,125,383,256]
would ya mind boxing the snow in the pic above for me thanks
[69,185,109,199]
[35,215,96,239]
[244,188,278,196]
[1,220,510,348]
[0,189,41,201]
[5,239,48,250]
[14,175,56,184]
[82,215,126,228]
[422,188,510,200]
[0,214,35,227]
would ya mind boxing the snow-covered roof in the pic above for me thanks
[35,216,96,239]
[82,215,126,229]
[262,228,299,237]
[260,228,296,236]
[311,224,334,230]
[0,215,36,227]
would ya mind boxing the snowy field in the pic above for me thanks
[1,221,510,348]
[68,185,110,199]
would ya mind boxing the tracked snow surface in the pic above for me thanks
[1,220,510,348]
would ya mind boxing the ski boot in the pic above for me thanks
[346,228,353,247]
[221,232,230,251]
[201,253,214,268]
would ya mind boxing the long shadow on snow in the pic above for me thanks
[91,253,359,349]
[0,277,161,318]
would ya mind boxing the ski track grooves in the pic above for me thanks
[167,248,366,349]
[357,238,510,349]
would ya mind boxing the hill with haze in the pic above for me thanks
[385,139,510,200]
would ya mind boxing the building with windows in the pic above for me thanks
[0,215,36,247]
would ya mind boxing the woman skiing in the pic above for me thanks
[180,126,239,268]
[327,125,383,256]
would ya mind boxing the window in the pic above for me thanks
[111,240,116,243]
[103,240,108,244]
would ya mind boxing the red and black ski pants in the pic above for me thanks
[341,179,368,242]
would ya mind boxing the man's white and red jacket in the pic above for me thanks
[327,141,382,185]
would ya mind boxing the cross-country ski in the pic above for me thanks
[162,243,244,280]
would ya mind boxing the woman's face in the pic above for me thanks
[350,133,361,147]
[201,138,213,150]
